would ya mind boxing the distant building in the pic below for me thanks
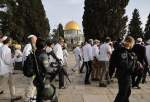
[64,21,84,49]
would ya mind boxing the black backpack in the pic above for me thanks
[23,53,35,77]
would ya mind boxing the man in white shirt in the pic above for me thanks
[145,40,150,78]
[83,39,93,84]
[0,37,22,101]
[98,37,112,87]
[0,35,8,47]
[53,37,65,89]
[23,35,37,102]
[72,44,82,72]
[91,40,100,80]
[146,40,150,66]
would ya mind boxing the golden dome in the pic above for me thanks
[65,21,80,30]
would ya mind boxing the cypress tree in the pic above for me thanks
[82,0,129,41]
[128,9,143,39]
[13,0,50,42]
[144,13,150,40]
[57,23,64,38]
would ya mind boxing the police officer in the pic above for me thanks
[33,38,50,102]
[111,36,135,102]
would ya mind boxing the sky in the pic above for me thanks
[42,0,150,30]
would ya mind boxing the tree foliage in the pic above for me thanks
[82,0,129,41]
[0,0,9,35]
[128,9,143,39]
[144,13,150,40]
[1,0,50,43]
[57,23,64,38]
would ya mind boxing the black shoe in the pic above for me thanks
[136,86,141,89]
[85,81,91,85]
[80,71,84,73]
[11,96,22,102]
[72,69,76,72]
[0,90,4,95]
[142,79,147,84]
[59,86,66,89]
[99,83,107,87]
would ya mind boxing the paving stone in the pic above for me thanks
[0,52,150,102]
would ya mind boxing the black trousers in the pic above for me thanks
[114,78,131,102]
[80,61,85,73]
[132,70,143,87]
[142,66,150,82]
[59,69,64,89]
[84,61,92,83]
[36,85,44,102]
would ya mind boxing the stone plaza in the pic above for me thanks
[0,52,150,102]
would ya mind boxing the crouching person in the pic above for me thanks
[0,37,22,101]
[111,36,135,102]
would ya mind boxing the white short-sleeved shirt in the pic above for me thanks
[0,45,14,75]
[73,47,81,58]
[92,44,99,59]
[146,45,150,65]
[53,43,64,63]
[98,43,112,61]
[83,43,93,62]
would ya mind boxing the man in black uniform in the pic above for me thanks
[132,38,148,87]
[110,36,135,102]
[33,38,51,102]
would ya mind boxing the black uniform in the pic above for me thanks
[132,44,148,85]
[34,50,50,102]
[110,47,135,102]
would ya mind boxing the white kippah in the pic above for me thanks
[27,35,34,39]
[1,36,8,41]
[137,38,143,42]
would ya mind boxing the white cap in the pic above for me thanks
[27,35,35,39]
[137,38,143,42]
[1,36,8,41]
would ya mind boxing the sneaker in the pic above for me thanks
[136,86,141,89]
[132,85,141,89]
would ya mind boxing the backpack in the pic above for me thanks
[23,53,35,77]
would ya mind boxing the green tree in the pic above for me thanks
[82,0,129,41]
[12,0,50,42]
[57,23,64,38]
[0,0,50,43]
[128,9,143,39]
[0,0,9,35]
[144,13,150,40]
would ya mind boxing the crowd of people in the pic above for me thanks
[0,32,150,102]
[0,34,67,102]
[71,36,150,102]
